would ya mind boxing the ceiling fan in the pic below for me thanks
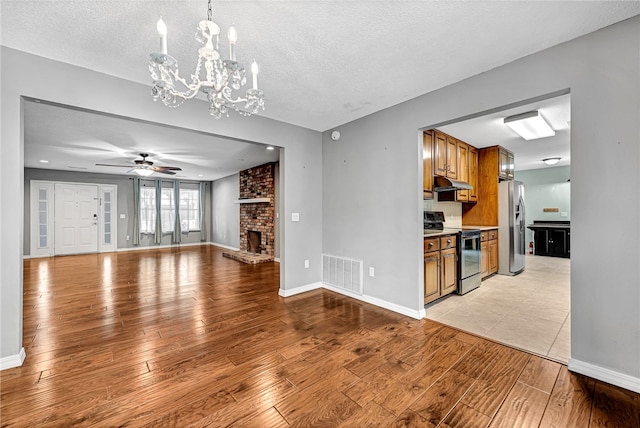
[96,153,182,176]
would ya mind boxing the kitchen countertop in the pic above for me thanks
[527,223,571,229]
[461,225,498,231]
[423,229,460,238]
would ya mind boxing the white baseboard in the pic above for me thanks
[210,242,240,251]
[568,358,640,393]
[321,283,424,320]
[116,242,206,253]
[0,348,26,371]
[278,281,423,320]
[278,282,322,297]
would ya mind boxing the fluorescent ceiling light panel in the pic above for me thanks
[504,111,555,140]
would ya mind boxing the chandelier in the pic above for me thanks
[148,0,265,119]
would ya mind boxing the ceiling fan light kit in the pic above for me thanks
[149,0,265,119]
[96,153,182,177]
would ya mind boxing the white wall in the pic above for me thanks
[211,173,240,249]
[0,47,323,366]
[323,17,639,391]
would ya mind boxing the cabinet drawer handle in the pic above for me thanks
[447,239,451,244]
[429,242,434,247]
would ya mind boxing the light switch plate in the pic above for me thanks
[292,212,300,222]
[119,213,126,219]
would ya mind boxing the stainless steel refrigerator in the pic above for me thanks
[498,180,526,275]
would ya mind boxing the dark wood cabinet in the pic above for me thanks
[423,131,434,199]
[529,222,570,258]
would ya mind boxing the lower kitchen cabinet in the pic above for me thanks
[440,247,457,295]
[423,234,458,304]
[424,251,440,304]
[529,222,570,258]
[481,229,499,279]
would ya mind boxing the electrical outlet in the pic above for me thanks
[304,259,309,269]
[126,235,130,241]
[369,267,375,277]
[292,212,300,222]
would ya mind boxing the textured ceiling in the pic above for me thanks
[2,1,638,131]
[3,2,639,177]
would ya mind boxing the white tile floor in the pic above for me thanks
[425,255,570,363]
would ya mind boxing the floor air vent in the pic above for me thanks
[322,254,363,295]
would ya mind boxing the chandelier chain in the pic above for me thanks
[207,0,212,22]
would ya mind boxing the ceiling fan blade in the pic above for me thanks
[156,169,177,175]
[152,166,182,171]
[95,163,133,167]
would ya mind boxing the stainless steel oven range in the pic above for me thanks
[458,228,481,294]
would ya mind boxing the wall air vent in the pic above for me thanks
[322,254,363,295]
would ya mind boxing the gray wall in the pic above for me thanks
[211,173,240,249]
[515,166,571,244]
[210,163,281,257]
[323,17,639,385]
[1,47,322,363]
[23,168,211,255]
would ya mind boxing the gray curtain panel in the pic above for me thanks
[154,179,162,245]
[132,177,141,245]
[199,182,206,242]
[173,180,182,243]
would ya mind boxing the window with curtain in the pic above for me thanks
[180,188,200,232]
[139,187,156,234]
[161,187,175,233]
[139,184,201,234]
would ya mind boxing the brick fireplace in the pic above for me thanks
[223,162,276,264]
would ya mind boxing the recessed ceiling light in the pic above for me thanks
[266,146,275,151]
[198,174,203,177]
[39,159,49,163]
[504,111,555,140]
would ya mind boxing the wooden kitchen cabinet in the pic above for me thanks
[434,130,458,179]
[488,236,498,275]
[499,147,515,180]
[480,241,489,277]
[440,247,458,295]
[423,234,457,304]
[480,229,498,279]
[463,146,516,227]
[468,146,478,202]
[423,130,434,199]
[456,142,469,201]
[424,251,440,304]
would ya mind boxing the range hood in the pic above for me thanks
[434,176,473,192]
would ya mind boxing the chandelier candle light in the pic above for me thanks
[149,0,265,118]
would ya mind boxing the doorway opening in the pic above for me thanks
[422,91,571,363]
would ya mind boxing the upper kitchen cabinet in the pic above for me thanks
[468,146,479,202]
[462,145,516,226]
[499,147,515,180]
[434,130,458,179]
[456,141,469,201]
[423,130,434,199]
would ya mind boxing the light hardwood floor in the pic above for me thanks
[1,246,638,427]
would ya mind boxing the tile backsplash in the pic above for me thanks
[423,200,462,228]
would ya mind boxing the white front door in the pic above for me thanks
[54,183,99,255]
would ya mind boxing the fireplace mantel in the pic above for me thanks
[234,198,271,204]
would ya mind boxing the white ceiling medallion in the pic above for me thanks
[149,0,265,119]
[504,111,555,140]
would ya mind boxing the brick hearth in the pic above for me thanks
[223,162,276,265]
